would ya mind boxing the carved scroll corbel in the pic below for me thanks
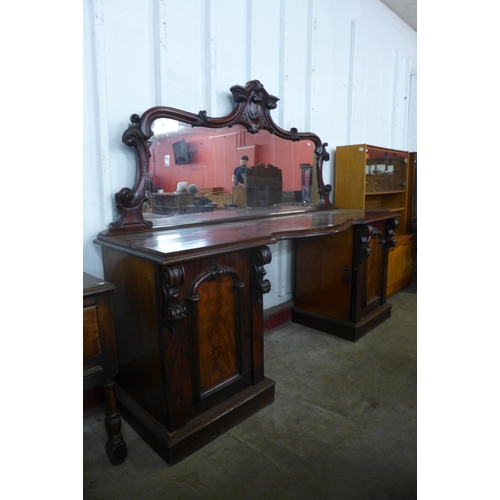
[366,219,399,250]
[384,219,398,251]
[357,224,376,263]
[357,219,399,263]
[252,246,272,302]
[162,264,186,333]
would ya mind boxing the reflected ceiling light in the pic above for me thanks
[152,118,180,135]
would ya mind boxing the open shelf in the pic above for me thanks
[365,190,406,196]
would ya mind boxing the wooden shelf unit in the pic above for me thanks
[335,145,409,233]
[335,144,416,297]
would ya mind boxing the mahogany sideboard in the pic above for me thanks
[83,272,127,465]
[95,207,397,465]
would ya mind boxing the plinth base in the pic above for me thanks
[291,303,392,342]
[115,377,275,465]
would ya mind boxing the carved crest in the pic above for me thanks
[230,80,279,132]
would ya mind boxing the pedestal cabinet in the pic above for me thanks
[83,273,127,465]
[292,219,395,342]
[99,245,275,465]
[335,144,416,297]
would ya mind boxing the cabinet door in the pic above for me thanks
[351,220,393,322]
[160,248,269,430]
[386,235,416,297]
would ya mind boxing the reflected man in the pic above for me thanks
[232,155,249,186]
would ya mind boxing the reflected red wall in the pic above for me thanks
[149,129,315,194]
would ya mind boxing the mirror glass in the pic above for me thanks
[145,119,316,217]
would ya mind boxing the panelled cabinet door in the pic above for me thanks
[352,220,396,322]
[186,264,250,403]
[159,248,270,431]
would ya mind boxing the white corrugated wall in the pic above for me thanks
[83,0,417,310]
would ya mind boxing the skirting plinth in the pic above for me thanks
[291,303,392,342]
[115,377,275,465]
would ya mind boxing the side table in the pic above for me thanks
[83,272,127,465]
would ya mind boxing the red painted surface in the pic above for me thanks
[149,128,314,194]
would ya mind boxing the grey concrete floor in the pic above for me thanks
[83,278,416,500]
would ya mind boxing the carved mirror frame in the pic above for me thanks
[110,80,333,231]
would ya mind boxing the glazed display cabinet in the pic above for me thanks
[335,144,416,296]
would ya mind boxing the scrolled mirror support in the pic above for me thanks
[111,115,153,230]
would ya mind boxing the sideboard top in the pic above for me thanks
[95,209,398,265]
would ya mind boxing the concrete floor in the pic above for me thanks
[83,278,416,500]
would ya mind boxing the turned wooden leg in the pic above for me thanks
[102,379,127,465]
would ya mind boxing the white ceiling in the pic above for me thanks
[380,0,417,31]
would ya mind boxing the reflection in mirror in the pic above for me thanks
[146,122,316,216]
